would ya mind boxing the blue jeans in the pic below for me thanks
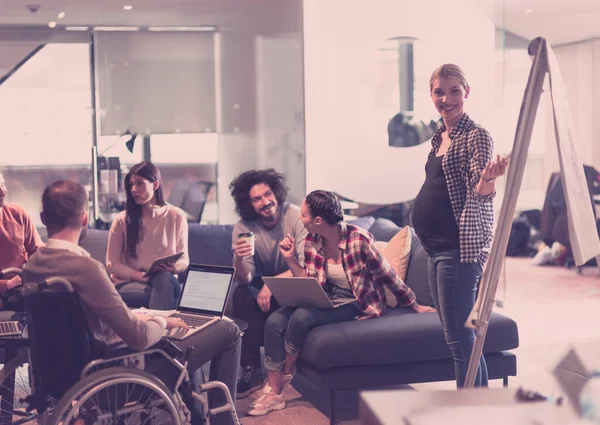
[427,249,488,388]
[264,304,359,372]
[117,270,181,310]
[147,319,241,425]
[231,280,280,368]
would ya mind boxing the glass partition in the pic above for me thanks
[0,43,92,226]
[0,0,306,227]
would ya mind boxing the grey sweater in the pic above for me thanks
[232,203,307,281]
[23,241,164,351]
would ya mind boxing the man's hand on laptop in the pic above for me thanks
[257,285,272,312]
[278,234,296,259]
[411,302,436,313]
[166,318,189,330]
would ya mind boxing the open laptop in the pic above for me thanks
[262,277,356,309]
[165,264,235,340]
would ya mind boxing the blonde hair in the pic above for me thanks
[429,64,469,91]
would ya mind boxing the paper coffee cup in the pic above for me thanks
[238,232,255,256]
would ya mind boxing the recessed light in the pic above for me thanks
[57,11,66,19]
[525,8,533,14]
[48,21,57,28]
[65,26,89,31]
[123,5,133,10]
[94,26,140,31]
[147,26,217,32]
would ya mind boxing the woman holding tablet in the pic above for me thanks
[106,161,189,309]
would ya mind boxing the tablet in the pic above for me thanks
[143,252,184,277]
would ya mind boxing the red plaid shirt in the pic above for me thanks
[304,223,416,319]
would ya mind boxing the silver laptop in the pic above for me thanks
[166,264,235,340]
[262,277,356,309]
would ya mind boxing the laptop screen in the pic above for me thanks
[178,265,234,316]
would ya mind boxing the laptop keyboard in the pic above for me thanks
[170,313,213,328]
[0,321,22,337]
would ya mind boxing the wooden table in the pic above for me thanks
[359,388,579,425]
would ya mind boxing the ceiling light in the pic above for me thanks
[147,26,216,32]
[65,26,89,31]
[94,26,140,31]
[123,5,133,10]
[48,21,57,28]
[57,11,66,19]
[525,8,533,14]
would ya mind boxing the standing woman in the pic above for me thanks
[411,64,509,387]
[106,161,189,309]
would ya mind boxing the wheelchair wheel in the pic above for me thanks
[0,352,44,425]
[50,367,182,425]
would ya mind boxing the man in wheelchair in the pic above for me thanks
[22,180,242,425]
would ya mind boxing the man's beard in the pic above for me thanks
[260,203,276,218]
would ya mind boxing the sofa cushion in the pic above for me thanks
[347,216,376,233]
[188,224,234,267]
[381,227,411,308]
[79,229,110,266]
[368,218,401,242]
[78,225,236,269]
[299,309,519,369]
[404,228,435,307]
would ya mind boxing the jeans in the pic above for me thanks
[264,303,358,372]
[232,281,280,369]
[147,320,241,425]
[427,249,488,388]
[116,270,181,310]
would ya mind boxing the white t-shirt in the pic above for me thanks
[325,262,351,290]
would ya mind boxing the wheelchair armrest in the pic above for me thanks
[150,338,184,359]
[83,339,185,378]
[102,343,134,359]
[101,339,183,359]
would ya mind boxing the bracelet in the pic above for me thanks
[481,176,496,183]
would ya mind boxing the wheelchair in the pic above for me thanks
[0,268,241,425]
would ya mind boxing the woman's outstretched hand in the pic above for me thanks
[482,153,511,181]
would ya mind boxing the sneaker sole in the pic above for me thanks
[247,400,286,416]
[236,383,263,399]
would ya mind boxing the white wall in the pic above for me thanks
[256,32,305,207]
[303,0,496,204]
[217,0,304,223]
[594,40,600,171]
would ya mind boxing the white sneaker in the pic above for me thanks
[247,386,286,416]
[249,368,295,408]
[531,246,555,266]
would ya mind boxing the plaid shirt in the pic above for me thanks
[429,113,495,264]
[304,223,416,319]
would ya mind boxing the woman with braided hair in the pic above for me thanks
[248,190,434,416]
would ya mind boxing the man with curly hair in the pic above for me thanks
[229,169,307,398]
